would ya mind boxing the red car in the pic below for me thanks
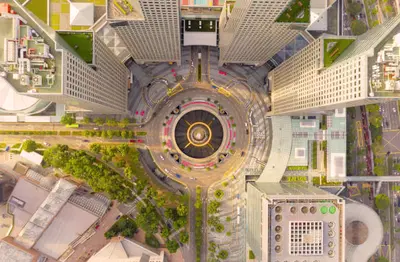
[129,139,136,143]
[95,224,100,230]
[140,110,145,116]
[171,69,175,73]
[137,139,144,143]
[135,111,139,115]
[219,70,227,76]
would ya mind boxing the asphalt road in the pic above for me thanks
[381,101,400,130]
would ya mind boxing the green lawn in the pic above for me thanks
[26,0,48,24]
[276,0,310,23]
[323,39,355,67]
[59,32,93,63]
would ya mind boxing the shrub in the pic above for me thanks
[214,189,224,199]
[249,250,255,259]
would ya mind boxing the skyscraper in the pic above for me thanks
[218,0,311,66]
[108,0,181,65]
[0,3,129,114]
[247,182,345,262]
[269,15,400,115]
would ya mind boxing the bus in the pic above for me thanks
[65,123,79,128]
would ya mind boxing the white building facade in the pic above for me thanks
[109,0,181,65]
[269,15,400,115]
[218,0,300,66]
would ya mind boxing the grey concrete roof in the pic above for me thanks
[33,202,98,259]
[0,239,33,262]
[258,116,292,183]
[345,202,384,262]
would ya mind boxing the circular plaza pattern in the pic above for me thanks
[175,110,223,159]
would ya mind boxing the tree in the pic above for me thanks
[370,115,383,128]
[21,140,37,152]
[124,166,134,180]
[177,204,188,217]
[208,200,221,214]
[161,227,170,238]
[118,143,130,156]
[375,194,390,210]
[82,116,91,124]
[377,256,389,262]
[121,130,128,139]
[43,145,70,168]
[374,165,385,176]
[146,187,158,199]
[107,130,114,139]
[94,117,105,125]
[217,250,228,260]
[136,202,160,234]
[179,231,189,244]
[90,143,101,154]
[116,159,126,168]
[395,164,400,172]
[119,118,130,128]
[372,7,378,15]
[60,113,76,125]
[385,5,393,13]
[166,239,179,253]
[351,20,367,35]
[366,104,380,113]
[101,130,107,139]
[347,2,362,15]
[106,117,118,127]
[165,208,179,220]
[156,196,166,207]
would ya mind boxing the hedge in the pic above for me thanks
[59,131,71,136]
[287,166,308,171]
[136,131,147,136]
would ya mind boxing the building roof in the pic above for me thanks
[0,237,36,262]
[20,151,43,166]
[33,202,98,259]
[15,179,77,249]
[8,177,50,238]
[70,3,94,26]
[88,237,165,262]
[0,78,39,112]
[345,202,383,262]
[258,116,292,183]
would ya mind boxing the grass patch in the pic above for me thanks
[59,131,71,136]
[26,0,48,24]
[197,62,202,82]
[276,0,310,23]
[72,131,84,136]
[0,143,6,148]
[323,39,355,67]
[12,143,21,149]
[59,32,93,63]
[312,176,342,186]
[61,3,70,13]
[287,166,308,171]
[283,176,308,182]
[135,131,147,136]
[145,233,160,248]
[312,141,317,169]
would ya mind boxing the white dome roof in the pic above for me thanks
[0,77,39,111]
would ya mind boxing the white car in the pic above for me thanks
[160,155,165,160]
[393,108,397,113]
[189,177,196,180]
[43,142,50,146]
[93,127,99,130]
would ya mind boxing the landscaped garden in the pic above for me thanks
[26,0,48,24]
[276,0,310,23]
[323,38,355,67]
[59,32,93,63]
[104,215,138,239]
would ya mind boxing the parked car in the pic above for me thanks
[116,215,121,220]
[83,140,89,142]
[129,139,136,143]
[5,146,10,152]
[43,142,50,146]
[218,70,227,76]
[241,151,245,157]
[160,155,165,160]
[175,174,182,179]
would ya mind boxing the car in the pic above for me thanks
[246,129,249,135]
[241,151,245,157]
[137,139,144,143]
[393,108,397,113]
[95,224,100,230]
[116,215,121,220]
[189,177,196,180]
[93,127,99,130]
[164,168,169,174]
[175,174,182,178]
[83,140,89,142]
[160,155,165,160]
[5,146,10,152]
[140,110,145,116]
[43,142,50,146]
[129,139,136,143]
[244,122,248,127]
[219,70,227,76]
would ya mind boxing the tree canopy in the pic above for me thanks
[43,145,134,202]
[21,139,37,152]
[166,239,179,253]
[135,201,160,234]
[347,2,362,15]
[375,194,390,210]
[60,113,76,125]
[351,20,367,35]
[208,200,221,214]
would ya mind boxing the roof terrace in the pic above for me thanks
[106,0,144,20]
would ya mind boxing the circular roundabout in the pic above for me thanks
[175,110,223,159]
